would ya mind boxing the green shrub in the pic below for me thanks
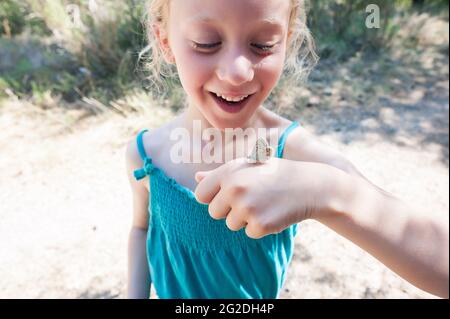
[307,0,447,60]
[0,0,49,36]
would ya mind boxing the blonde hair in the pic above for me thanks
[142,0,318,93]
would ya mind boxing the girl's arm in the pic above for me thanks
[125,140,151,299]
[286,127,448,297]
[128,226,151,299]
[315,168,449,298]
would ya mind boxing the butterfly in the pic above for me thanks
[247,137,274,163]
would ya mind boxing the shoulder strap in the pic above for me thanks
[133,129,155,181]
[136,129,149,161]
[276,121,300,158]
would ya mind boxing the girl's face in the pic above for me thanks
[164,0,291,129]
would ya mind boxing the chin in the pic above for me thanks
[207,115,252,131]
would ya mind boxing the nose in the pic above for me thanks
[216,53,254,87]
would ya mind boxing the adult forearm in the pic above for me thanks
[127,227,151,299]
[315,172,449,298]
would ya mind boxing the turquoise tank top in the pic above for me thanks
[133,121,300,298]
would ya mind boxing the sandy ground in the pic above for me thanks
[0,49,448,299]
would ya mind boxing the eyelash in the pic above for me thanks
[192,42,276,53]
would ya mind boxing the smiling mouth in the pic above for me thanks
[208,91,255,114]
[209,92,253,104]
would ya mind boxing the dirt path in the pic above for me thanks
[0,49,448,298]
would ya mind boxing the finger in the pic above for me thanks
[195,171,208,183]
[208,189,231,220]
[245,221,267,239]
[225,209,247,231]
[194,165,228,204]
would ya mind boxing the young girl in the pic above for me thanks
[126,0,449,299]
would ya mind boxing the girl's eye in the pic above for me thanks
[191,42,276,53]
[252,43,276,52]
[191,42,221,50]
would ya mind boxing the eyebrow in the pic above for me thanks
[186,15,285,29]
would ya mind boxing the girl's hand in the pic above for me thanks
[194,157,349,239]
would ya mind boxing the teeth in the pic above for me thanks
[214,92,249,102]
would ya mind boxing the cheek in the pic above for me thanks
[255,53,285,90]
[173,47,214,93]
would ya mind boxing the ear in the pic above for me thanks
[152,23,176,65]
[286,30,294,49]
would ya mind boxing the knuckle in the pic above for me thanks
[259,220,273,233]
[230,184,247,197]
[243,204,257,217]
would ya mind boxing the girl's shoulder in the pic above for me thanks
[125,119,176,188]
